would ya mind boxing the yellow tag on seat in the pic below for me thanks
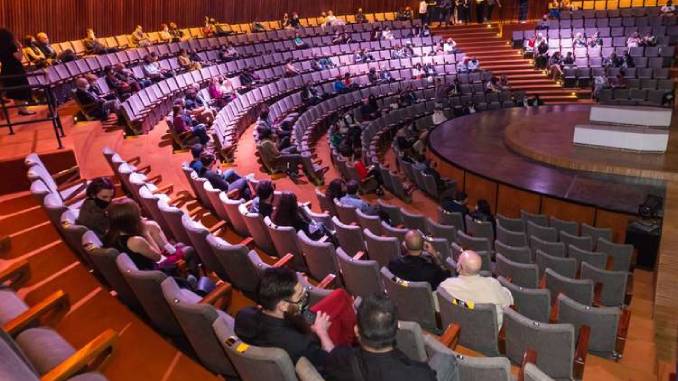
[236,343,249,353]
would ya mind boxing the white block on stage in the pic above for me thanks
[573,124,669,152]
[589,105,672,128]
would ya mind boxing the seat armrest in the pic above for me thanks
[0,260,30,289]
[4,290,70,336]
[317,274,336,289]
[208,220,227,235]
[41,329,118,381]
[273,253,295,268]
[239,237,255,248]
[573,325,591,380]
[438,323,460,349]
[153,183,174,195]
[518,349,538,381]
[199,281,233,310]
[352,251,366,260]
[51,166,80,182]
[615,309,631,357]
[57,179,88,199]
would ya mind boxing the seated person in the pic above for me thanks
[626,32,642,48]
[573,32,587,48]
[441,190,469,217]
[114,63,149,90]
[339,180,379,215]
[104,66,134,99]
[83,28,119,55]
[381,27,395,40]
[281,13,292,29]
[325,295,441,381]
[403,42,416,57]
[443,37,457,53]
[562,51,575,65]
[239,68,259,88]
[272,192,326,240]
[293,33,308,49]
[202,17,217,37]
[130,25,151,47]
[661,0,676,13]
[485,77,501,93]
[183,85,215,124]
[368,67,380,84]
[622,53,635,68]
[188,144,205,173]
[219,43,239,61]
[587,31,602,48]
[548,51,564,79]
[257,128,303,178]
[73,77,124,122]
[77,177,115,238]
[412,63,424,79]
[380,69,394,82]
[208,77,235,108]
[178,49,202,71]
[334,75,349,93]
[388,230,450,291]
[301,84,323,106]
[353,48,374,63]
[371,27,383,41]
[641,32,657,47]
[235,267,356,372]
[249,180,275,217]
[252,20,266,33]
[359,95,381,120]
[398,88,417,107]
[171,103,210,145]
[142,53,173,82]
[197,153,251,199]
[469,199,496,231]
[35,32,74,63]
[284,59,300,77]
[323,10,343,27]
[168,22,185,42]
[438,250,514,328]
[158,23,173,43]
[355,8,367,23]
[23,35,49,67]
[290,12,301,28]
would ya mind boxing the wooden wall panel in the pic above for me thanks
[464,172,498,213]
[496,184,541,218]
[541,196,595,226]
[0,0,548,43]
[595,209,634,243]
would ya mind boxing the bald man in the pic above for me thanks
[387,230,450,290]
[437,250,513,328]
[73,77,122,122]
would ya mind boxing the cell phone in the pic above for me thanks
[301,308,317,325]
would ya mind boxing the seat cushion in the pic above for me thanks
[0,332,39,381]
[15,328,76,375]
[68,372,109,381]
[0,289,29,325]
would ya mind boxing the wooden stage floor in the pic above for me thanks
[428,105,669,215]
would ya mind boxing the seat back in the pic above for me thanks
[544,268,594,306]
[498,276,551,323]
[182,215,227,277]
[203,181,231,223]
[333,198,358,225]
[239,203,276,255]
[137,186,174,236]
[264,217,305,270]
[220,192,250,236]
[437,207,464,231]
[494,240,532,264]
[465,215,495,243]
[379,200,404,226]
[161,277,237,376]
[457,230,492,253]
[335,247,382,298]
[115,253,182,336]
[595,238,632,272]
[296,230,338,282]
[535,250,577,278]
[401,209,428,233]
[496,224,527,247]
[315,188,336,215]
[549,216,578,237]
[157,199,193,244]
[520,210,549,226]
[580,262,628,307]
[524,363,556,381]
[504,308,575,380]
[556,294,620,358]
[437,287,500,356]
[363,228,400,267]
[527,221,558,242]
[495,254,539,288]
[355,208,381,235]
[0,330,40,381]
[497,214,525,232]
[42,192,68,227]
[581,223,613,245]
[332,216,366,256]
[380,220,408,241]
[380,267,437,333]
[394,320,428,362]
[529,235,565,258]
[207,234,260,296]
[568,245,606,269]
[426,219,457,244]
[59,209,90,261]
[559,231,593,252]
[213,317,299,381]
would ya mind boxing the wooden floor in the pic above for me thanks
[0,95,670,380]
[428,104,667,214]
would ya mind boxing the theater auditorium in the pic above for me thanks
[0,0,676,380]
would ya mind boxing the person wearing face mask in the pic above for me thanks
[73,77,124,122]
[76,177,115,238]
[234,267,356,373]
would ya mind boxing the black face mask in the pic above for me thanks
[94,198,111,209]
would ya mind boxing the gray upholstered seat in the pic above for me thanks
[559,231,593,252]
[437,207,464,232]
[315,188,336,215]
[157,199,193,244]
[26,164,86,203]
[535,250,577,278]
[60,209,91,262]
[81,231,140,309]
[497,214,526,232]
[297,273,334,307]
[457,230,492,253]
[401,209,429,233]
[378,200,404,226]
[544,268,594,306]
[42,192,70,228]
[190,171,213,210]
[595,238,633,272]
[549,217,578,238]
[335,247,382,299]
[264,217,306,270]
[239,202,277,255]
[495,254,539,288]
[580,262,628,307]
[219,192,249,237]
[364,228,400,267]
[380,267,438,333]
[181,215,226,277]
[115,253,184,336]
[496,224,528,247]
[465,215,495,244]
[355,208,381,235]
[332,216,366,256]
[581,224,613,247]
[498,276,551,323]
[333,198,358,225]
[520,210,549,227]
[527,221,558,243]
[207,234,261,298]
[426,219,458,245]
[524,362,556,381]
[495,240,532,264]
[530,236,566,258]
[568,245,606,270]
[436,287,500,356]
[503,307,576,380]
[0,289,29,326]
[213,316,309,381]
[137,185,175,237]
[203,181,232,224]
[556,293,622,359]
[296,230,338,283]
[380,220,408,241]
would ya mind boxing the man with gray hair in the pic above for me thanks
[438,250,513,327]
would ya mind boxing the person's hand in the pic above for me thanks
[311,311,332,335]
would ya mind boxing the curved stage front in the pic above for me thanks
[428,105,668,239]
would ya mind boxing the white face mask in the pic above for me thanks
[84,84,91,91]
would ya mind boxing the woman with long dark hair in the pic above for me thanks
[0,29,34,115]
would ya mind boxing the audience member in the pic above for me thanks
[143,53,173,82]
[178,49,202,71]
[77,177,115,238]
[469,199,495,230]
[249,180,275,217]
[257,128,303,178]
[171,103,210,144]
[197,152,251,199]
[388,230,450,290]
[183,85,214,124]
[22,35,49,67]
[438,250,513,328]
[219,43,239,61]
[188,144,205,173]
[73,77,123,122]
[290,12,302,28]
[661,0,676,13]
[83,28,118,55]
[168,22,185,41]
[339,180,379,215]
[626,32,642,48]
[293,33,308,49]
[355,8,367,23]
[441,190,469,218]
[130,25,151,47]
[36,32,74,63]
[587,31,603,48]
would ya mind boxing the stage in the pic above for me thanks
[427,105,669,237]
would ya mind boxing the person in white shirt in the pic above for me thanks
[466,57,480,71]
[419,0,429,24]
[381,27,395,40]
[661,0,675,14]
[626,32,641,48]
[437,250,514,328]
[443,38,457,53]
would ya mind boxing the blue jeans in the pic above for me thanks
[192,124,209,145]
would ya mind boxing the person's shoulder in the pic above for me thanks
[391,349,438,378]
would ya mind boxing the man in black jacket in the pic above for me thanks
[73,77,122,121]
[387,230,450,290]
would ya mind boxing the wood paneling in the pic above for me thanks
[464,172,498,213]
[541,196,596,226]
[595,209,634,243]
[0,0,548,43]
[496,184,541,218]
